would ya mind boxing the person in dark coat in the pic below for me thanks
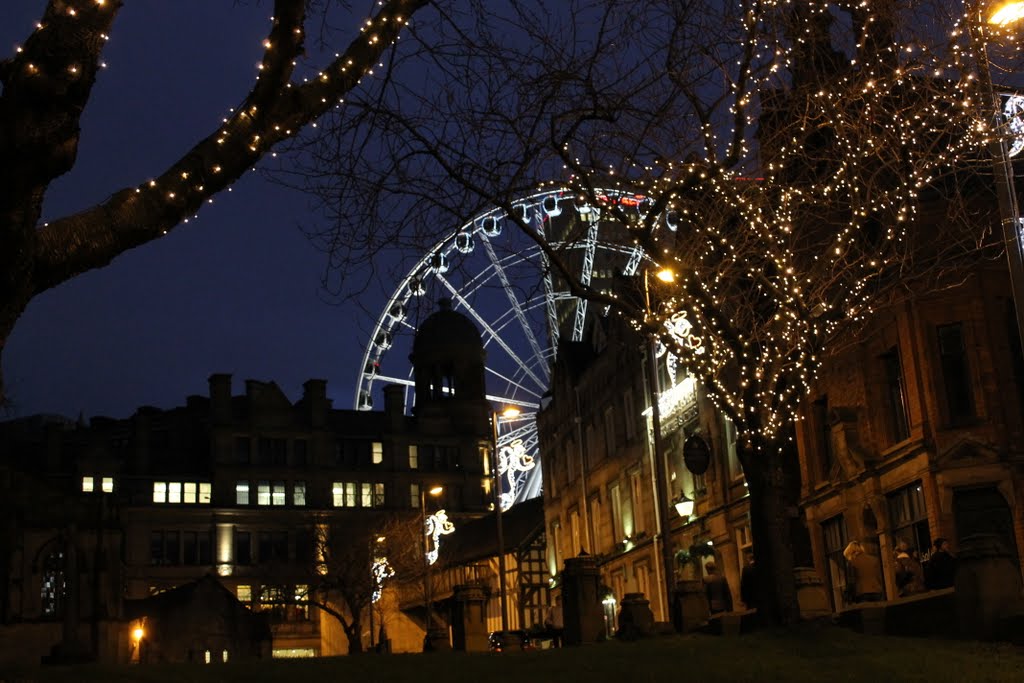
[894,539,926,596]
[703,561,733,614]
[926,538,957,589]
[739,551,758,611]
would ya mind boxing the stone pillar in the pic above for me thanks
[955,533,1024,640]
[794,566,831,619]
[616,592,654,640]
[451,584,489,652]
[673,579,709,633]
[562,554,603,645]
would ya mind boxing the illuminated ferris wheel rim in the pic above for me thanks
[353,185,658,415]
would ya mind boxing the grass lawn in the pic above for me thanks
[3,627,1023,683]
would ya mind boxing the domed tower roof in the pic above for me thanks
[410,298,487,410]
[412,298,483,356]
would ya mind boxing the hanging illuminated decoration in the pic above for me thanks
[1003,93,1024,158]
[424,509,455,565]
[663,311,704,356]
[371,554,394,603]
[497,439,536,511]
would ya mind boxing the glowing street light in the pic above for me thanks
[990,1,1024,25]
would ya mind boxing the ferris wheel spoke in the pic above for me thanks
[484,366,544,400]
[478,235,551,386]
[433,273,548,390]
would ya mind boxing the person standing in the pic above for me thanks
[843,541,884,603]
[544,596,564,647]
[703,561,733,614]
[926,538,957,589]
[894,539,926,597]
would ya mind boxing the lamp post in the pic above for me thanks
[368,534,385,651]
[976,2,1024,359]
[642,266,680,623]
[421,485,443,644]
[491,406,521,637]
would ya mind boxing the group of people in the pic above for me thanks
[843,537,957,603]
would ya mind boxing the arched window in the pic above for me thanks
[40,550,66,618]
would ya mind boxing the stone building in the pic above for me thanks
[798,265,1024,611]
[0,300,500,665]
[538,267,1024,632]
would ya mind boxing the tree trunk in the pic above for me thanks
[344,616,364,654]
[741,438,803,626]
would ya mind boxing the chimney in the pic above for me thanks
[383,385,405,429]
[303,379,328,428]
[208,374,232,425]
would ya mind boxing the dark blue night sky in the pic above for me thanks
[2,2,386,419]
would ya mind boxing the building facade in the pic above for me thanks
[0,301,501,664]
[539,267,1024,630]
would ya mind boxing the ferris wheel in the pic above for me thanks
[354,188,649,508]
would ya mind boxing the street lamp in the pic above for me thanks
[642,265,680,623]
[975,2,1024,359]
[421,485,443,645]
[673,492,695,519]
[491,406,521,637]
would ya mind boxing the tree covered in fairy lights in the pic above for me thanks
[282,0,1024,623]
[0,0,432,403]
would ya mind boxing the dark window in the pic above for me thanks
[198,531,212,565]
[258,438,287,466]
[821,515,849,608]
[812,396,834,479]
[236,531,252,565]
[235,437,251,464]
[259,531,289,563]
[420,445,436,471]
[295,528,314,565]
[164,531,180,565]
[881,347,910,443]
[293,439,308,466]
[888,482,931,560]
[150,532,164,565]
[183,531,197,565]
[937,323,975,423]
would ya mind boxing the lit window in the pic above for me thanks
[411,483,420,508]
[272,481,286,506]
[332,482,344,507]
[183,482,197,504]
[409,444,418,469]
[101,477,114,493]
[373,482,385,507]
[237,584,252,602]
[257,481,271,506]
[199,482,212,504]
[372,441,384,464]
[361,482,372,507]
[204,650,211,664]
[82,476,94,493]
[236,481,250,505]
[222,650,229,663]
[345,482,357,507]
[153,482,167,503]
[293,481,306,506]
[168,482,182,504]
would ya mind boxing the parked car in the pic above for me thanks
[487,630,533,652]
